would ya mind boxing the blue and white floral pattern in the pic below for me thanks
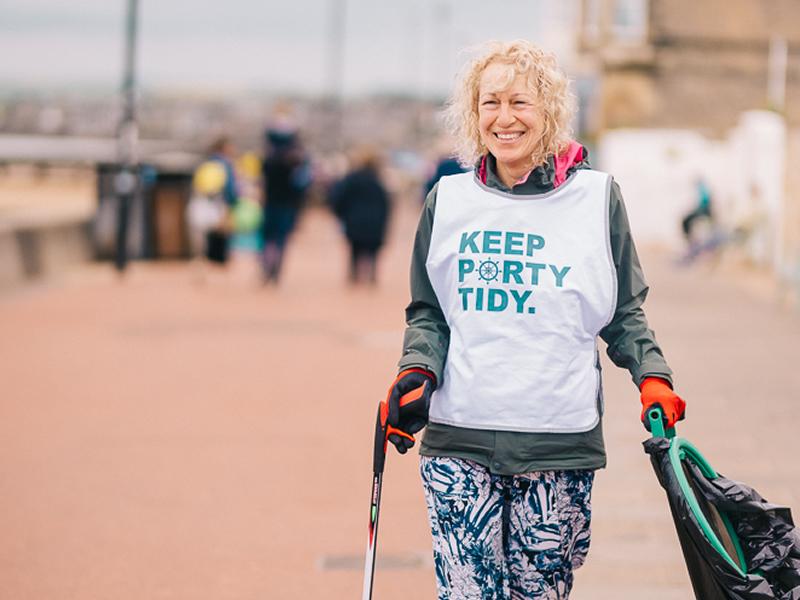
[420,457,594,599]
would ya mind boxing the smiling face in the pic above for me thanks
[477,61,545,186]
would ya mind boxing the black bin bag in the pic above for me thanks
[644,410,800,600]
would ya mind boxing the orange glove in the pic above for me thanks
[640,377,686,431]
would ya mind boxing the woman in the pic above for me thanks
[384,40,686,599]
[329,147,390,285]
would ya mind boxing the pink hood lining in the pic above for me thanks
[553,141,585,188]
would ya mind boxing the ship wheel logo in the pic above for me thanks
[478,259,500,282]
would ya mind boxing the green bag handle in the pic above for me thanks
[648,407,748,577]
[647,406,676,439]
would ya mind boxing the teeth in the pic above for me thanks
[496,132,523,140]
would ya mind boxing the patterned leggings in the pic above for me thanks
[420,457,594,599]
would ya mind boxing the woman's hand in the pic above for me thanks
[640,377,686,431]
[384,369,436,453]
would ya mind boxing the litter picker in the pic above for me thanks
[362,387,422,600]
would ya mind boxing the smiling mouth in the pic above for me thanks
[494,132,524,141]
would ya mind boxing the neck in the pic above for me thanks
[496,159,534,188]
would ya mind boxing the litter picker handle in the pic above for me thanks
[373,405,387,475]
[648,406,676,439]
[373,390,421,474]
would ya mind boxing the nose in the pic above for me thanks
[497,102,515,127]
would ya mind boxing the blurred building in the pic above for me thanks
[575,0,800,296]
[577,0,800,134]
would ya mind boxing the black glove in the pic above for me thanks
[384,368,435,454]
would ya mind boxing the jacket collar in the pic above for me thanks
[477,142,590,195]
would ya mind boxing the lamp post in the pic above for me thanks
[326,0,346,150]
[115,0,140,273]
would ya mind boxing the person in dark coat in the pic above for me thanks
[424,155,467,197]
[329,147,390,285]
[260,114,311,284]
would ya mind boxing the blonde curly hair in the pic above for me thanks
[444,40,576,168]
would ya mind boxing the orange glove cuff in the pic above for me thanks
[640,377,671,392]
[395,368,436,388]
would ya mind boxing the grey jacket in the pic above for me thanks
[397,153,673,474]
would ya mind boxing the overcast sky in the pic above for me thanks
[0,0,579,97]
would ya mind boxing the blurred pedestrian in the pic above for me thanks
[329,146,390,285]
[186,137,239,269]
[208,136,239,209]
[681,177,714,245]
[229,151,264,255]
[678,182,772,266]
[424,137,469,199]
[382,40,686,599]
[260,109,311,284]
[677,177,723,264]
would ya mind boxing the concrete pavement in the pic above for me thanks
[1,200,798,599]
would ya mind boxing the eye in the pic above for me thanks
[481,99,498,107]
[513,100,530,106]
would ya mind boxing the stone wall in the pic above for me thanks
[584,0,800,134]
[648,0,800,132]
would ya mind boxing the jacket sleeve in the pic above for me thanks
[397,184,450,383]
[599,180,674,388]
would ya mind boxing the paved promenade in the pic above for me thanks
[1,201,798,599]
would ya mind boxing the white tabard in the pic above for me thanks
[426,170,616,433]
